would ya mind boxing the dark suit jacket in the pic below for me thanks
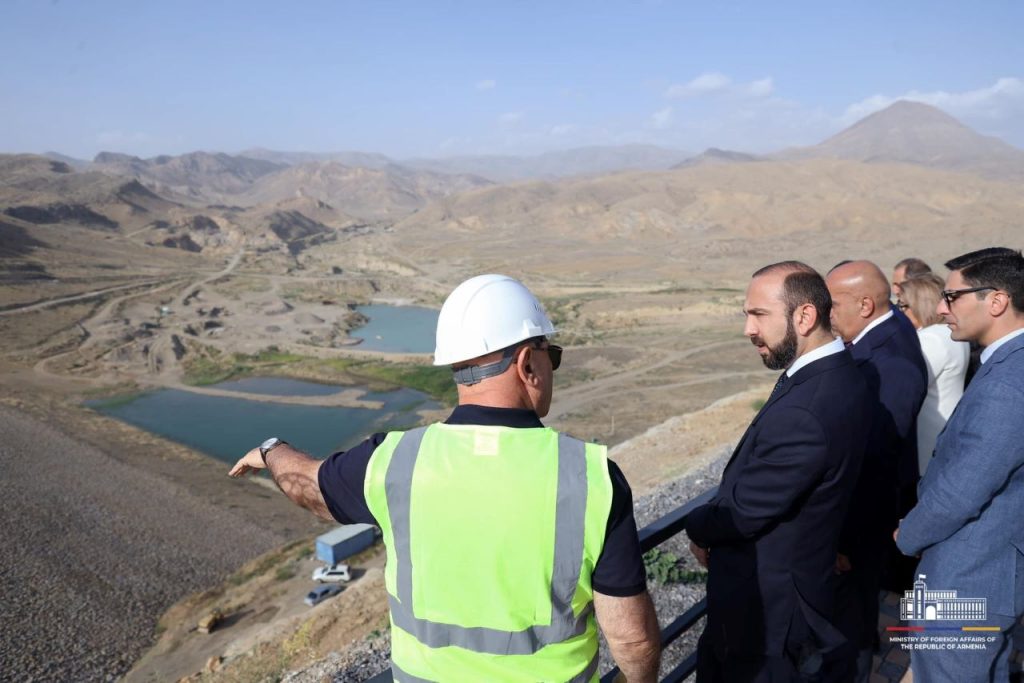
[684,349,871,658]
[840,313,927,559]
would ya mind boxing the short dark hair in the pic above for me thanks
[752,261,833,334]
[895,257,932,279]
[945,248,1024,314]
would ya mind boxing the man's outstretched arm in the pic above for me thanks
[594,589,661,683]
[229,444,333,521]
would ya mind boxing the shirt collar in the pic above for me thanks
[444,404,544,428]
[980,328,1024,364]
[852,309,894,346]
[786,337,846,377]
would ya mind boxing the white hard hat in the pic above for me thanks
[433,274,557,366]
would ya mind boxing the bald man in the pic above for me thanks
[825,261,928,683]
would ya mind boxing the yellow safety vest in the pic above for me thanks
[365,423,614,682]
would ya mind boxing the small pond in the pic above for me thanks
[89,378,440,464]
[351,304,438,354]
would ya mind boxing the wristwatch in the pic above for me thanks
[259,437,287,465]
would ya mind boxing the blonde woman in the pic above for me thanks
[898,274,969,475]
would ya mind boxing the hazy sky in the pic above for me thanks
[2,0,1023,160]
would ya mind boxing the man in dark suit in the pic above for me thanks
[826,260,928,682]
[685,261,872,682]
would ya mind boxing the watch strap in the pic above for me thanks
[260,438,287,465]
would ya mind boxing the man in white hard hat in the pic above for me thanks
[230,274,660,682]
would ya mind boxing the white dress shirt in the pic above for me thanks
[980,327,1024,364]
[786,338,846,378]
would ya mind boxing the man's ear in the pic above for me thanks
[795,303,817,336]
[859,296,876,319]
[989,291,1011,317]
[516,346,538,385]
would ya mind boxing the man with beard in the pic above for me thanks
[684,261,872,682]
[825,260,927,683]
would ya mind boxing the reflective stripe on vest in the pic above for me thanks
[384,426,590,655]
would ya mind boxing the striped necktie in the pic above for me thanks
[769,372,788,401]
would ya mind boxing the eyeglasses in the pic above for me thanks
[531,342,563,370]
[896,301,910,311]
[941,286,996,307]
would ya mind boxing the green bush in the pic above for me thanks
[643,549,708,585]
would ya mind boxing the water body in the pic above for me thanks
[352,304,438,353]
[89,379,440,464]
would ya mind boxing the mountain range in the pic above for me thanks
[5,100,1024,281]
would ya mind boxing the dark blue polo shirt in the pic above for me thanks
[318,404,647,597]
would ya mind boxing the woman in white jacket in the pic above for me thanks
[898,274,970,476]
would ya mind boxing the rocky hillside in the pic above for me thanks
[1,153,180,231]
[0,154,367,261]
[390,158,1024,281]
[238,161,492,221]
[92,151,286,203]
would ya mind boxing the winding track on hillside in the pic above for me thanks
[547,337,757,420]
[0,278,171,316]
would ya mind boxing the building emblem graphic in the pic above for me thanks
[900,574,987,621]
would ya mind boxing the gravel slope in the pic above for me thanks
[0,405,301,681]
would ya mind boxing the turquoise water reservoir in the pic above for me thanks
[89,379,439,464]
[351,305,439,353]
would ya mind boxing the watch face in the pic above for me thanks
[260,437,280,451]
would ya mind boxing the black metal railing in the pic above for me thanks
[366,485,719,683]
[599,486,717,683]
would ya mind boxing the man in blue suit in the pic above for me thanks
[826,260,928,682]
[896,247,1024,682]
[685,261,872,682]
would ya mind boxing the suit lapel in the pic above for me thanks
[722,423,754,477]
[722,373,799,475]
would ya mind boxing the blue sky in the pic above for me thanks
[2,0,1022,160]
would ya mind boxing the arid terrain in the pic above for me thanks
[2,100,1023,681]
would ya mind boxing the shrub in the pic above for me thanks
[643,549,708,585]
